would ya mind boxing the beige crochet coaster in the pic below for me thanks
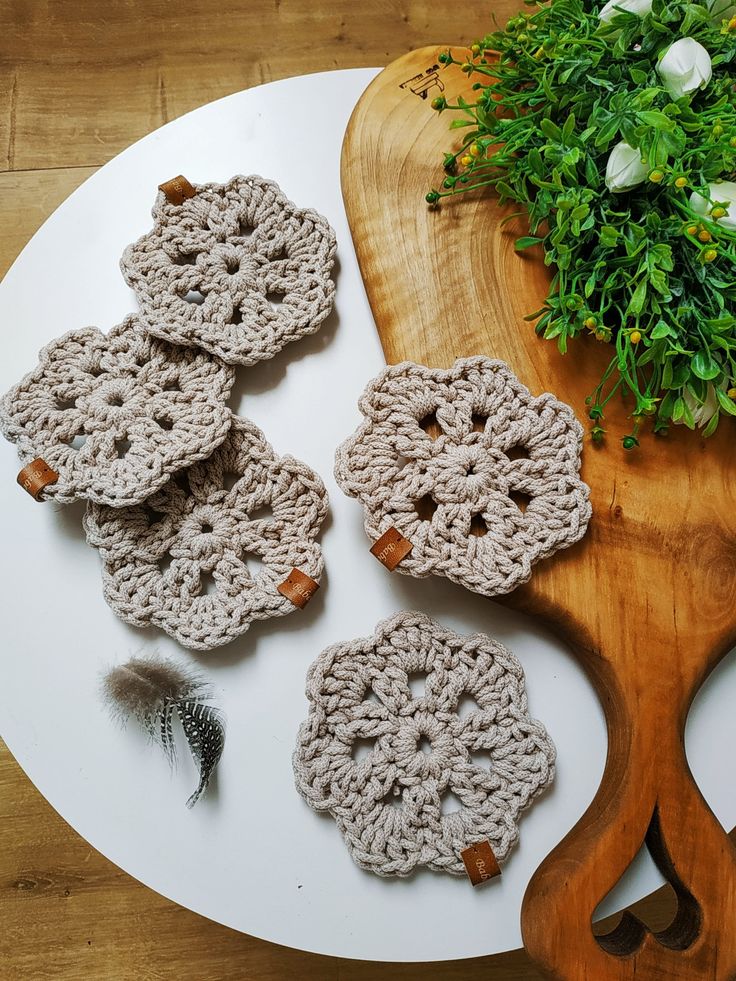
[0,316,234,507]
[120,175,337,366]
[293,611,556,877]
[335,356,591,597]
[84,416,328,651]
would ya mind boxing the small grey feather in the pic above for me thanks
[103,653,225,806]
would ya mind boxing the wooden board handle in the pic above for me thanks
[521,637,736,981]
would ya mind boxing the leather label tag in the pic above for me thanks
[461,840,501,886]
[17,458,59,501]
[370,527,412,571]
[277,568,319,609]
[158,175,197,205]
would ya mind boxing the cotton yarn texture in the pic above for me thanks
[335,356,591,597]
[0,315,234,507]
[84,416,328,651]
[293,611,555,877]
[121,175,337,366]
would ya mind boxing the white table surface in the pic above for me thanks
[1,67,735,963]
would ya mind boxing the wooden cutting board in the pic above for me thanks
[341,47,736,981]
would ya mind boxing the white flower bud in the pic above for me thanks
[677,385,720,428]
[599,0,652,22]
[690,181,736,231]
[605,142,649,193]
[657,38,712,99]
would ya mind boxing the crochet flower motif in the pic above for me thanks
[120,175,337,366]
[0,316,234,507]
[293,611,555,877]
[84,416,328,651]
[335,356,591,597]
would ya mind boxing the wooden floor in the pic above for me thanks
[0,2,695,977]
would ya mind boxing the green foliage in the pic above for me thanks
[430,0,736,444]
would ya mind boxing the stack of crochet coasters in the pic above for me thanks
[1,175,336,650]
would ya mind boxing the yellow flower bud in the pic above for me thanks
[712,206,727,219]
[698,229,712,242]
[728,388,736,399]
[630,330,642,345]
[729,14,736,28]
[704,248,718,262]
[471,43,481,55]
[686,224,698,235]
[649,170,664,184]
[584,317,597,330]
[460,154,472,167]
[469,143,483,158]
[675,176,687,188]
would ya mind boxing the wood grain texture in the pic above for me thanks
[341,47,736,981]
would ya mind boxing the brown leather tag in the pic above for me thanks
[17,458,59,501]
[461,840,501,886]
[370,526,412,571]
[277,568,319,609]
[158,175,197,205]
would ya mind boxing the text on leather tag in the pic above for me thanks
[370,527,413,571]
[461,840,501,886]
[17,458,59,501]
[277,568,319,609]
[158,175,197,205]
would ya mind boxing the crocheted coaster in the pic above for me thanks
[120,175,337,366]
[335,356,591,597]
[0,316,234,507]
[84,416,328,651]
[293,611,555,877]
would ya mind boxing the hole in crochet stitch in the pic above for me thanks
[506,444,530,461]
[418,411,442,439]
[89,364,104,378]
[158,554,174,576]
[183,289,206,305]
[199,571,218,596]
[470,513,488,537]
[222,471,240,492]
[407,671,428,699]
[265,290,285,309]
[456,693,479,719]
[173,252,197,266]
[224,255,240,274]
[238,218,254,239]
[440,790,464,816]
[248,504,273,523]
[107,394,124,407]
[155,416,174,431]
[144,507,165,526]
[200,521,214,534]
[364,689,382,707]
[161,378,180,392]
[469,750,490,769]
[471,413,487,433]
[115,437,131,459]
[417,735,432,756]
[173,471,191,495]
[70,433,87,450]
[244,553,266,579]
[351,737,376,764]
[510,490,532,513]
[271,244,288,261]
[395,455,410,473]
[230,308,243,325]
[414,494,437,523]
[55,396,78,411]
[380,786,403,810]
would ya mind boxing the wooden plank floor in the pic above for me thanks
[0,2,703,977]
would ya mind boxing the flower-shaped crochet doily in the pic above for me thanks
[120,175,337,366]
[0,316,234,507]
[84,416,328,651]
[293,611,555,876]
[335,356,591,597]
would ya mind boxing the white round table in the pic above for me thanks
[1,68,734,963]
